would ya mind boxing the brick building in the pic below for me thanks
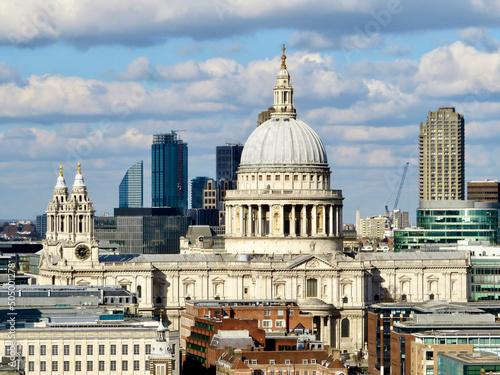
[216,348,347,375]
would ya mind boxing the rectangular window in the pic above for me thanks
[122,344,128,355]
[111,345,117,355]
[134,344,140,355]
[99,345,105,355]
[264,309,271,316]
[87,345,93,355]
[52,361,58,371]
[134,360,140,371]
[28,345,34,356]
[29,361,34,372]
[75,361,81,372]
[110,361,116,371]
[64,361,70,371]
[40,361,46,372]
[64,345,70,355]
[75,345,81,355]
[87,361,93,371]
[277,309,284,316]
[52,345,58,355]
[262,320,272,328]
[122,360,128,371]
[99,361,105,371]
[40,345,46,356]
[145,360,150,370]
[145,345,151,354]
[275,320,286,328]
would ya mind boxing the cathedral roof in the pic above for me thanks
[239,117,328,168]
[239,45,328,169]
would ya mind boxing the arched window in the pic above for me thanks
[306,279,317,298]
[341,318,350,338]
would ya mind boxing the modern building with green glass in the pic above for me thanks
[394,201,500,251]
[152,131,188,210]
[119,160,143,208]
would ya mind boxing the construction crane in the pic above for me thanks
[385,162,410,214]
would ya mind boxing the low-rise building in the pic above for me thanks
[216,348,346,375]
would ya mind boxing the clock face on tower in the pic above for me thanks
[75,244,91,260]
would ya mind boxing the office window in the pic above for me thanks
[52,361,58,371]
[110,361,116,371]
[28,345,34,356]
[122,344,128,355]
[75,361,81,372]
[122,360,128,371]
[134,344,140,355]
[87,361,93,371]
[99,345,105,355]
[40,361,46,372]
[111,345,116,355]
[64,361,70,371]
[28,361,34,372]
[75,345,81,355]
[99,361,105,371]
[52,345,58,355]
[64,345,70,355]
[134,360,140,371]
[40,345,46,356]
[87,345,93,355]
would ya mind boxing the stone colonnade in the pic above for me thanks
[226,203,342,237]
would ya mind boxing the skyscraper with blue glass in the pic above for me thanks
[119,160,143,208]
[152,131,188,209]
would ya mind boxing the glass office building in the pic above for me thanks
[191,177,212,209]
[95,208,191,254]
[152,132,188,210]
[119,160,143,208]
[395,201,500,251]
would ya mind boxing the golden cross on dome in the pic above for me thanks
[77,163,81,174]
[59,165,63,177]
[281,44,287,69]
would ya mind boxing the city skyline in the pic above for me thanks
[1,1,500,223]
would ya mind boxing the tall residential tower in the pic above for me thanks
[119,160,143,208]
[152,131,188,209]
[419,107,465,201]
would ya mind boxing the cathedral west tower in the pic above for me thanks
[224,46,344,254]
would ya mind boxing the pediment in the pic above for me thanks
[288,255,336,270]
[212,277,225,284]
[117,278,131,285]
[182,277,196,284]
[399,275,412,281]
[426,275,440,281]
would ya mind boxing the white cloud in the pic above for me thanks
[114,57,152,81]
[415,42,500,97]
[458,28,500,52]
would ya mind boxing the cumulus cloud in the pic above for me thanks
[0,0,497,48]
[458,28,500,52]
[114,57,153,81]
[415,41,500,97]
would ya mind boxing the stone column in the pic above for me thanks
[329,205,334,237]
[301,206,307,236]
[339,206,343,236]
[240,205,245,236]
[258,205,262,236]
[312,205,317,236]
[247,205,253,236]
[280,205,285,236]
[321,205,326,235]
[290,205,296,236]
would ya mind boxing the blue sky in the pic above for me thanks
[1,0,500,224]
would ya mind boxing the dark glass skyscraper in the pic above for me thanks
[216,142,243,182]
[152,131,188,209]
[191,176,211,209]
[119,160,143,208]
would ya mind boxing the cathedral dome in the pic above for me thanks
[240,117,328,168]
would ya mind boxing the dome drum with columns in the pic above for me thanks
[224,45,343,255]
